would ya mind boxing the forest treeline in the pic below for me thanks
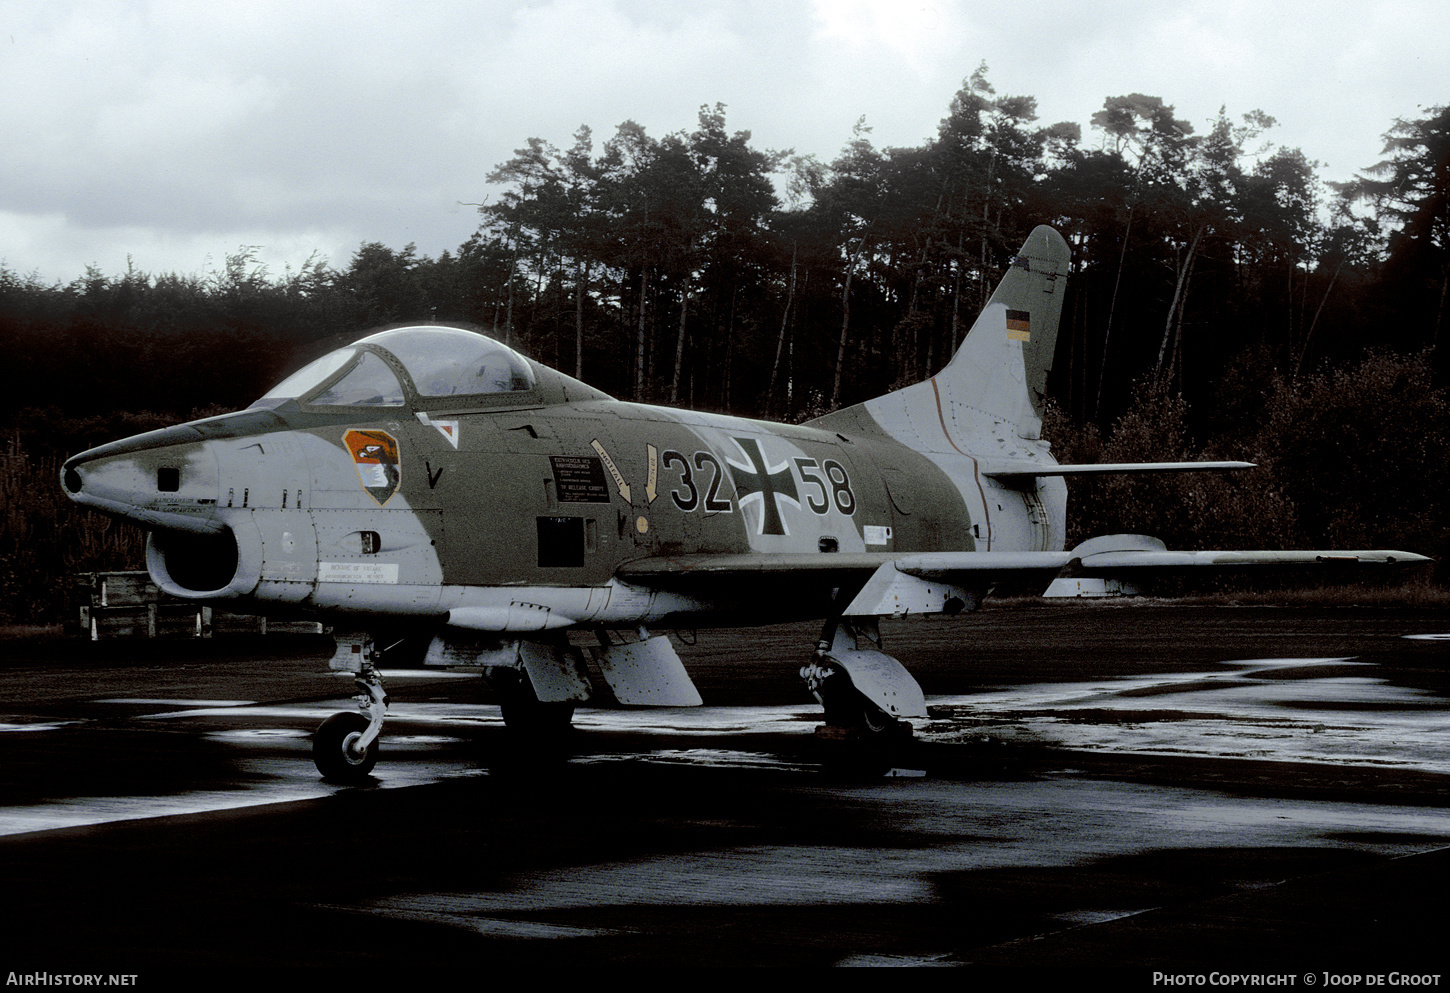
[2,68,1447,622]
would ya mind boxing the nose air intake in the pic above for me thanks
[61,421,261,598]
[146,528,244,597]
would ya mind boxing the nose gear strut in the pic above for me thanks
[314,632,389,782]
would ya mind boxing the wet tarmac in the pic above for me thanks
[2,602,1449,975]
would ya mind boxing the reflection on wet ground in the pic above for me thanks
[923,656,1450,774]
[3,653,1449,837]
[355,775,1450,917]
[4,608,1450,967]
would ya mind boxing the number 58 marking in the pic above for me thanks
[794,457,855,516]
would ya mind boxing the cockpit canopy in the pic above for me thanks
[252,326,536,410]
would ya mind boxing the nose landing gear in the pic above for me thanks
[313,710,379,780]
[314,633,388,783]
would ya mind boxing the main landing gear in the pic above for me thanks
[488,665,578,739]
[800,619,927,739]
[313,633,388,783]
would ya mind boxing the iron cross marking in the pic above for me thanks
[729,437,799,536]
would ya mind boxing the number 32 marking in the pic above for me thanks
[662,450,731,513]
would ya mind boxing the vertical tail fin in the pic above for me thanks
[965,225,1072,436]
[816,225,1071,450]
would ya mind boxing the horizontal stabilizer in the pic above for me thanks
[1077,548,1429,571]
[981,460,1255,479]
[1061,533,1430,574]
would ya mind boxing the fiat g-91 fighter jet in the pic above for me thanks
[61,226,1428,781]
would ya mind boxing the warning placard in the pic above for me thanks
[551,455,612,503]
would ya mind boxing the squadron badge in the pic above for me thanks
[344,429,401,505]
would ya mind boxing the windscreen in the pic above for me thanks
[251,349,357,407]
[358,326,535,397]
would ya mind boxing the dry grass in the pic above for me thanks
[1173,577,1450,608]
[0,450,145,624]
[0,623,65,641]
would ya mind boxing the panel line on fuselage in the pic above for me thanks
[929,375,992,550]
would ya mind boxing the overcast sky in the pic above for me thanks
[3,0,1447,285]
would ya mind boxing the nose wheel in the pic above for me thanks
[314,634,388,783]
[313,711,379,780]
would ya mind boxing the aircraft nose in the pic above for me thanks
[62,424,224,535]
[61,460,84,497]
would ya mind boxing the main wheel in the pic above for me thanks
[818,665,900,735]
[489,668,576,738]
[500,696,577,735]
[859,698,899,734]
[313,712,379,782]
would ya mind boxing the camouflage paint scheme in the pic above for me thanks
[60,226,1428,767]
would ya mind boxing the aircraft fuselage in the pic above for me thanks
[63,375,1055,631]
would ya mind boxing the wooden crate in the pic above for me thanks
[76,572,323,639]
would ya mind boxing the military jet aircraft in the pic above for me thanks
[60,226,1428,781]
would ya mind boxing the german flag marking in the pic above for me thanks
[1006,309,1031,342]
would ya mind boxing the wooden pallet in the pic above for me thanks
[76,572,324,639]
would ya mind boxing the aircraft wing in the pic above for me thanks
[617,551,1069,582]
[618,534,1430,619]
[616,550,1072,618]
